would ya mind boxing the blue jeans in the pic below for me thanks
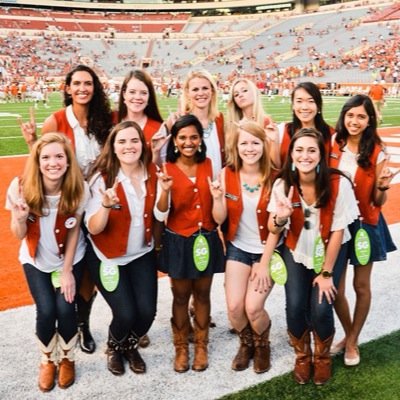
[281,242,348,340]
[86,247,158,341]
[23,261,84,346]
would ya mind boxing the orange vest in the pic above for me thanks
[90,163,158,258]
[330,141,381,225]
[166,158,216,237]
[285,175,340,250]
[224,167,270,244]
[280,123,333,166]
[53,109,76,150]
[26,212,72,259]
[143,118,162,149]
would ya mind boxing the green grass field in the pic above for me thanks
[1,92,399,157]
[218,330,400,400]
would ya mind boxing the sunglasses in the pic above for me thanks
[304,208,311,230]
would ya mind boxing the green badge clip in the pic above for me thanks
[269,251,287,285]
[354,228,371,266]
[193,234,210,272]
[100,262,119,292]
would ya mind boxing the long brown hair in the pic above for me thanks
[22,133,84,216]
[90,120,150,188]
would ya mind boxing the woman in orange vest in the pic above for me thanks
[261,128,359,385]
[85,121,158,376]
[155,114,225,373]
[277,81,333,166]
[330,94,397,366]
[226,77,280,168]
[6,133,88,392]
[19,65,114,355]
[210,121,274,373]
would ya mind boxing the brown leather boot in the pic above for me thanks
[231,323,254,371]
[288,330,312,384]
[313,331,334,385]
[192,318,209,372]
[106,331,125,376]
[253,322,271,374]
[58,334,77,389]
[124,332,146,374]
[37,335,57,392]
[171,319,190,373]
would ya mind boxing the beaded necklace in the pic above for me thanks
[242,182,261,193]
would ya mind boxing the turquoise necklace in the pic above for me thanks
[242,182,261,193]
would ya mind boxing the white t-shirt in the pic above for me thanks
[268,177,359,269]
[232,191,265,254]
[5,177,89,272]
[85,168,153,267]
[203,121,222,179]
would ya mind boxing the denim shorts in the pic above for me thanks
[226,242,262,267]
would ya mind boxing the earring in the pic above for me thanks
[198,143,202,153]
[291,163,295,172]
[174,145,178,154]
[316,164,320,174]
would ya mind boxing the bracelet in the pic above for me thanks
[377,186,389,191]
[101,203,112,209]
[273,214,287,228]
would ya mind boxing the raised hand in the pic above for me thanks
[377,157,400,189]
[156,163,173,192]
[208,175,223,200]
[274,185,294,220]
[99,178,120,208]
[8,193,30,224]
[151,124,171,153]
[18,106,37,147]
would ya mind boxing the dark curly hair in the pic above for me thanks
[64,65,113,146]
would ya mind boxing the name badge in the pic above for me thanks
[269,251,287,285]
[193,234,210,272]
[51,270,61,288]
[225,193,239,201]
[313,235,325,274]
[100,262,119,292]
[354,228,371,265]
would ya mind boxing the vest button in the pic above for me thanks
[260,226,264,229]
[257,209,261,213]
[196,204,201,209]
[262,240,266,245]
[59,243,64,248]
[144,213,148,218]
[55,229,60,234]
[146,228,150,232]
[194,188,198,192]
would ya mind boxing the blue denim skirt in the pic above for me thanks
[348,213,397,265]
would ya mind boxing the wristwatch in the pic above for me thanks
[321,269,333,279]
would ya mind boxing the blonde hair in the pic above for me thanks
[22,133,84,216]
[226,121,272,192]
[181,70,219,121]
[225,78,271,155]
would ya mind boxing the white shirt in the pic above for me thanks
[86,168,153,266]
[268,177,359,269]
[203,121,222,178]
[66,105,101,178]
[5,177,89,273]
[232,191,265,254]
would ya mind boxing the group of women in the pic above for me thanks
[6,65,397,392]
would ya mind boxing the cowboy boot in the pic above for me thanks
[313,331,334,385]
[253,321,271,373]
[77,292,97,354]
[231,323,254,371]
[37,334,57,392]
[138,334,150,348]
[171,318,190,373]
[192,318,209,372]
[287,330,312,384]
[58,333,78,389]
[124,331,146,374]
[106,330,125,376]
